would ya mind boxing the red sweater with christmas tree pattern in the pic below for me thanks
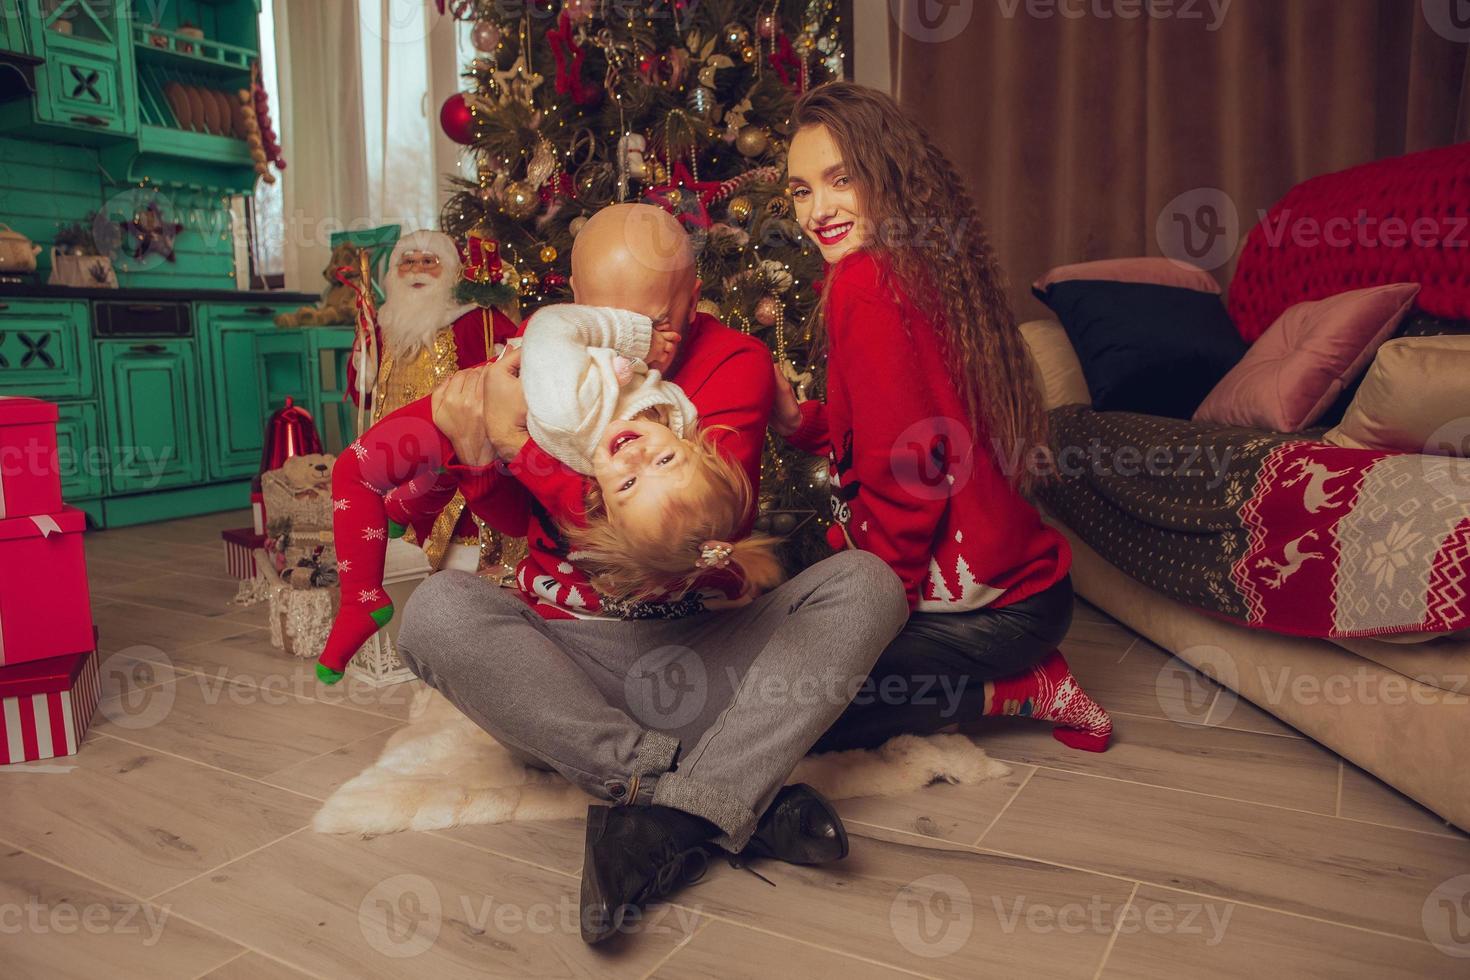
[788,250,1070,613]
[454,312,775,619]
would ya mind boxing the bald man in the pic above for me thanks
[397,204,907,945]
[441,204,770,515]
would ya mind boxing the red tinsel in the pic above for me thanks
[642,161,725,230]
[770,33,805,93]
[538,172,575,203]
[546,12,602,107]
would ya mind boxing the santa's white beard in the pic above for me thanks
[378,274,463,357]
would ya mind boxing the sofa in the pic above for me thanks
[1022,318,1470,832]
[1018,143,1470,831]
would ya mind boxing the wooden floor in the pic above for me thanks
[2,511,1466,979]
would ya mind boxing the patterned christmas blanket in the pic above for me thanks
[1039,406,1470,639]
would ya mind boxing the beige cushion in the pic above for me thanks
[1020,319,1090,410]
[1323,335,1470,454]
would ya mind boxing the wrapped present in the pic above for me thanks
[0,509,93,667]
[221,527,265,579]
[255,550,337,658]
[0,649,100,765]
[0,396,62,520]
[261,452,337,580]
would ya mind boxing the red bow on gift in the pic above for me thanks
[546,12,602,107]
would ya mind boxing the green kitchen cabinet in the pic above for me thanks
[254,328,313,423]
[308,327,357,453]
[0,299,92,399]
[196,303,303,480]
[0,0,138,143]
[0,5,28,54]
[97,338,203,493]
[55,399,104,501]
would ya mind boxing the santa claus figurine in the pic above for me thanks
[348,229,521,573]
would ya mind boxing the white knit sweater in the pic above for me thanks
[519,304,699,475]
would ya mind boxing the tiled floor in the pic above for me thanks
[3,511,1467,979]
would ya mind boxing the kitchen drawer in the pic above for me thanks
[0,299,93,399]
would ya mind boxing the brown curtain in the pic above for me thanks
[893,0,1470,321]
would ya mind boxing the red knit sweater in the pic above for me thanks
[788,251,1069,612]
[455,312,775,619]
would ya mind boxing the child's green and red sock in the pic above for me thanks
[986,649,1113,752]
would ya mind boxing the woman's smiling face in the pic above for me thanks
[787,123,866,264]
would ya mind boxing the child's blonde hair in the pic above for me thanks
[564,427,785,603]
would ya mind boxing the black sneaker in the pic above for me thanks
[579,804,712,945]
[740,784,849,867]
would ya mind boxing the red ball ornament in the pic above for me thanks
[439,92,476,145]
[542,271,568,292]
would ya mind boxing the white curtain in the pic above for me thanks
[251,0,284,283]
[273,0,371,292]
[268,0,471,292]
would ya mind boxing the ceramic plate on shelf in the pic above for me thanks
[210,89,235,136]
[196,85,221,134]
[163,81,192,130]
[185,85,210,132]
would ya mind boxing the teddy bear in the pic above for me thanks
[274,241,363,327]
[261,452,337,586]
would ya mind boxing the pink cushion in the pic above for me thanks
[1033,258,1221,295]
[1193,283,1420,432]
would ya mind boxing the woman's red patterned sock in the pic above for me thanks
[986,649,1113,752]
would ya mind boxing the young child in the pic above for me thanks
[316,304,781,684]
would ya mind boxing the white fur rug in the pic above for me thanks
[314,689,1009,836]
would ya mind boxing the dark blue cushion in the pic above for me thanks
[1034,279,1247,419]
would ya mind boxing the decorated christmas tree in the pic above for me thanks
[436,0,849,565]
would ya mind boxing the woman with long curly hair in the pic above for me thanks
[775,80,1113,752]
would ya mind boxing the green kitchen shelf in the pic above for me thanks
[132,24,256,73]
[136,124,253,165]
[98,132,257,193]
[98,55,259,192]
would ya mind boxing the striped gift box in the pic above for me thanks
[221,527,265,579]
[0,650,100,765]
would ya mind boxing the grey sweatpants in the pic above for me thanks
[395,550,907,851]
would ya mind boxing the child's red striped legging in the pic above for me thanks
[317,396,458,683]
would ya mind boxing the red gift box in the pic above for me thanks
[0,396,62,520]
[0,508,94,667]
[221,526,265,579]
[0,649,100,764]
